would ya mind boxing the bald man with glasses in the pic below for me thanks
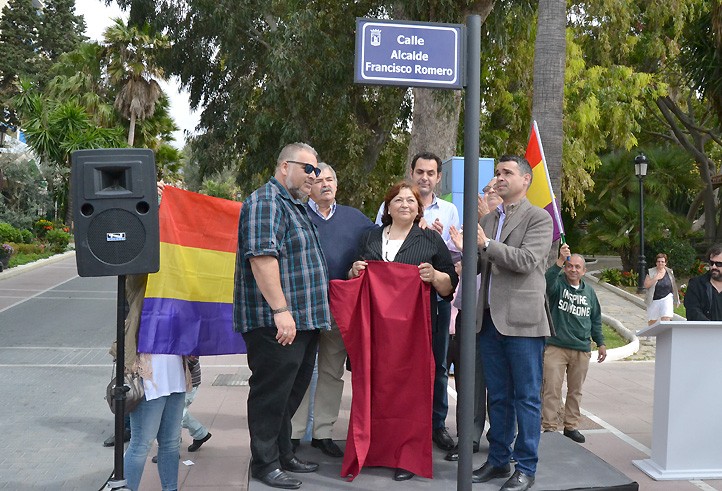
[685,244,722,321]
[234,142,332,490]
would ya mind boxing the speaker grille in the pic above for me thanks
[86,209,146,265]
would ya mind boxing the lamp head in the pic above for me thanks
[634,153,648,177]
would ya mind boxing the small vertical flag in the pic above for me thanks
[138,186,246,355]
[525,120,564,242]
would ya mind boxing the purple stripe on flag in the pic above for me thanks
[544,201,562,242]
[138,297,246,355]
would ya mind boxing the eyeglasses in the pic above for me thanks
[287,160,321,177]
[482,186,497,194]
[709,260,722,268]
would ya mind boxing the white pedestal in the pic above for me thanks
[633,321,722,480]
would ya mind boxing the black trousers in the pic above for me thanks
[450,311,487,445]
[243,327,319,477]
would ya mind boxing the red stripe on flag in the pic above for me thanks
[159,186,242,252]
[525,125,543,168]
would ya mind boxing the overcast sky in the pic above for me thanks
[74,0,200,148]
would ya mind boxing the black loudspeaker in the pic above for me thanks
[71,148,160,277]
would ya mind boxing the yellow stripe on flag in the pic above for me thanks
[145,242,236,303]
[527,163,554,208]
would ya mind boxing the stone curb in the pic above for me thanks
[585,272,641,361]
[0,250,75,281]
[598,313,640,361]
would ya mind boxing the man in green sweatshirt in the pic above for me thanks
[542,243,606,444]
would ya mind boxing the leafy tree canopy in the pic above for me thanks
[0,0,85,127]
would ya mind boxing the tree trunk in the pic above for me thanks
[405,0,496,172]
[531,0,566,200]
[531,0,566,264]
[655,96,717,242]
[127,111,137,147]
[406,89,461,166]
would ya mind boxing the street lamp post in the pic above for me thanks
[635,153,648,294]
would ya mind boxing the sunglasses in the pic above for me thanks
[287,160,321,177]
[709,260,722,268]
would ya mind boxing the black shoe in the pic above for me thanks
[393,468,414,481]
[432,427,455,451]
[444,446,459,462]
[254,469,301,489]
[444,441,481,461]
[102,429,130,447]
[281,456,319,473]
[563,428,585,443]
[311,438,344,458]
[291,438,300,451]
[188,432,212,452]
[471,462,512,483]
[500,470,535,491]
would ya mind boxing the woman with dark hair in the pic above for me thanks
[348,181,458,481]
[644,253,680,325]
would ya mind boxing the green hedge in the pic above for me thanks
[0,222,22,243]
[45,229,71,253]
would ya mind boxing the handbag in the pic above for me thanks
[105,366,145,414]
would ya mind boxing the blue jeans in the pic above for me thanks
[479,310,544,476]
[299,353,319,442]
[432,299,451,429]
[182,387,209,441]
[125,391,185,491]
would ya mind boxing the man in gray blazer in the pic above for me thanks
[470,155,553,491]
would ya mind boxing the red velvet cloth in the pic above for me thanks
[329,261,434,480]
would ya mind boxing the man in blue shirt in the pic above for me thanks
[291,163,375,458]
[234,142,332,490]
[375,152,460,451]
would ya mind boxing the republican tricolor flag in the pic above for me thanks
[525,120,565,242]
[138,186,246,355]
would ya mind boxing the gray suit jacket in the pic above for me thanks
[475,198,554,337]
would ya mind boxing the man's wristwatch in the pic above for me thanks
[272,306,289,315]
[483,238,490,250]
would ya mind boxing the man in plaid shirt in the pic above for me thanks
[234,142,332,490]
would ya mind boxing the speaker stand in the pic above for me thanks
[105,275,131,490]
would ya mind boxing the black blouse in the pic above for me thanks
[356,223,459,329]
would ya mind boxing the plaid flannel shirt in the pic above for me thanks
[233,177,331,333]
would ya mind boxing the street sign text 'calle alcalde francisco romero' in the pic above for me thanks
[354,19,465,89]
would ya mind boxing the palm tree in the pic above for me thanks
[578,148,700,272]
[12,79,125,222]
[46,42,116,127]
[103,18,168,146]
[531,0,566,203]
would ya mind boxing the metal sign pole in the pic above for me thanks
[458,14,481,491]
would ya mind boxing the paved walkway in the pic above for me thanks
[2,255,720,490]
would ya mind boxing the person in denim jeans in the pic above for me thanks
[120,270,188,491]
[471,156,553,491]
[183,357,212,452]
[125,353,186,491]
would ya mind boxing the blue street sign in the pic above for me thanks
[354,18,465,89]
